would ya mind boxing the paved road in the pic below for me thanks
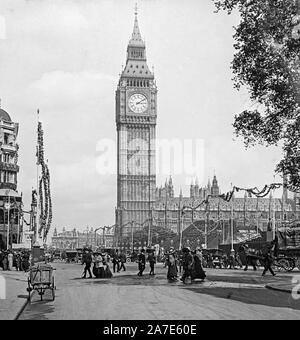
[19,262,300,320]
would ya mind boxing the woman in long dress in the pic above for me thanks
[191,248,206,281]
[166,248,178,282]
[104,257,113,278]
[93,254,105,278]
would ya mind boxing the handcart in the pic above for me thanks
[27,264,56,302]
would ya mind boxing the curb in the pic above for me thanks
[265,284,292,294]
[14,291,35,320]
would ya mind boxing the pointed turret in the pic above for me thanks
[168,175,174,198]
[190,179,195,198]
[120,5,153,80]
[207,178,211,195]
[129,4,145,47]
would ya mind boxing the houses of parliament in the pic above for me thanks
[115,8,300,241]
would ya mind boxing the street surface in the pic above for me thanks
[19,262,300,320]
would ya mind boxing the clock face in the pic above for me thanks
[128,93,148,114]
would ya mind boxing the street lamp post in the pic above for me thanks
[179,208,183,250]
[5,198,11,250]
[131,221,134,254]
[231,196,234,252]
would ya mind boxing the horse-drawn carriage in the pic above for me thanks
[65,250,79,263]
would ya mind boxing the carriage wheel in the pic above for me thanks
[295,258,300,271]
[276,258,290,272]
[287,258,295,272]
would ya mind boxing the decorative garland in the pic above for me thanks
[37,121,52,241]
[180,182,292,213]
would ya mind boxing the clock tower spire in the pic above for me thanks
[115,6,157,239]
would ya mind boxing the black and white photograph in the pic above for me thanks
[0,0,300,323]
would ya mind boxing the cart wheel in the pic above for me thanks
[276,258,290,272]
[295,258,300,271]
[286,258,295,272]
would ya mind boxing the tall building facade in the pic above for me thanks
[0,107,22,249]
[115,9,157,237]
[154,175,300,236]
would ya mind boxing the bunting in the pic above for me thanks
[37,121,52,241]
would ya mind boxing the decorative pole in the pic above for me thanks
[179,208,183,250]
[131,221,134,253]
[231,184,234,252]
[5,196,11,250]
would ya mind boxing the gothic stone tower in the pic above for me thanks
[115,9,157,237]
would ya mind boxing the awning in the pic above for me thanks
[0,189,21,198]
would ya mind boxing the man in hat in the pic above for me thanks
[82,249,93,279]
[112,249,120,273]
[148,249,156,276]
[137,249,146,276]
[262,243,276,277]
[181,247,194,283]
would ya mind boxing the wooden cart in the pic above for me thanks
[27,264,56,302]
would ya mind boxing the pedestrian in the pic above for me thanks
[148,250,156,276]
[262,244,276,277]
[178,251,183,273]
[235,251,243,269]
[82,249,93,279]
[119,252,126,272]
[93,253,105,278]
[22,251,30,272]
[15,252,22,271]
[166,247,178,282]
[180,247,193,284]
[8,251,13,271]
[103,257,113,278]
[191,248,206,281]
[2,252,8,271]
[137,249,146,276]
[229,251,236,269]
[112,249,120,273]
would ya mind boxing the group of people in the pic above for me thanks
[165,247,206,283]
[81,249,114,279]
[0,250,30,272]
[111,250,127,273]
[80,239,278,281]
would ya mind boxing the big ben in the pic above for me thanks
[115,7,157,238]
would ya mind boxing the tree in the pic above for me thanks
[214,0,300,188]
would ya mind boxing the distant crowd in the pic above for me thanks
[0,250,31,272]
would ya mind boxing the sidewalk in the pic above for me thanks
[0,270,29,320]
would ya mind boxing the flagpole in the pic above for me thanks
[231,183,234,252]
[36,109,40,246]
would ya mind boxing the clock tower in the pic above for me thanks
[115,7,157,238]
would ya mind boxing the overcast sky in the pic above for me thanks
[0,0,283,234]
